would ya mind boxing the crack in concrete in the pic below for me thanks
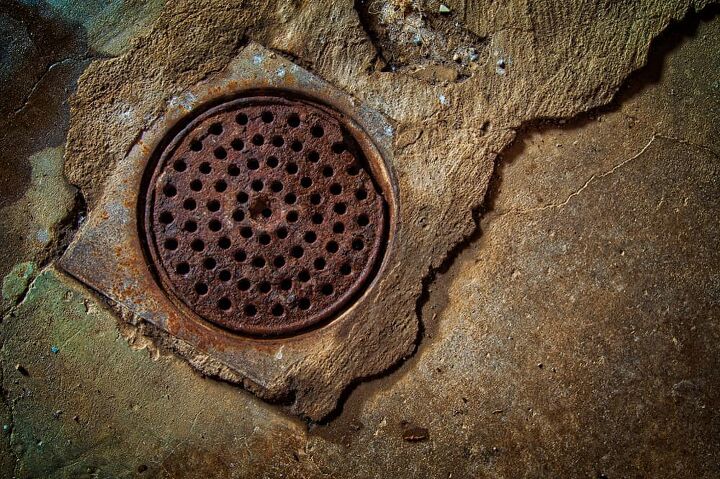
[493,132,718,219]
[10,57,79,119]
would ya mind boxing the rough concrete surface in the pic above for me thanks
[1,0,719,477]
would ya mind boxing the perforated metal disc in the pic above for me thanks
[143,95,387,336]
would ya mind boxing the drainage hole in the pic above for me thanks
[356,188,368,200]
[234,249,247,262]
[176,262,190,275]
[163,184,177,197]
[251,179,264,191]
[280,278,292,290]
[252,134,264,146]
[352,238,365,250]
[164,238,178,250]
[347,164,360,176]
[310,193,322,205]
[244,304,257,316]
[333,222,345,234]
[304,231,317,243]
[291,140,303,152]
[307,151,320,163]
[183,198,197,210]
[333,203,347,215]
[203,257,217,270]
[286,211,299,223]
[284,193,297,204]
[207,199,220,212]
[271,304,284,316]
[208,122,223,135]
[199,162,212,174]
[267,156,279,168]
[258,281,271,293]
[247,158,260,170]
[261,208,272,218]
[261,111,274,123]
[326,241,339,253]
[311,213,323,224]
[232,209,245,221]
[218,297,232,311]
[300,177,312,188]
[258,233,271,245]
[298,298,311,310]
[314,257,326,270]
[237,278,251,290]
[287,113,300,127]
[218,270,231,282]
[190,139,203,151]
[236,113,248,125]
[311,125,324,138]
[237,191,249,203]
[191,239,204,251]
[173,159,187,172]
[276,226,288,239]
[214,147,227,160]
[322,166,334,177]
[286,162,298,174]
[332,142,346,154]
[340,263,351,275]
[298,270,310,282]
[228,164,240,176]
[231,138,244,151]
[195,282,208,295]
[184,220,198,232]
[208,219,222,232]
[240,227,253,238]
[218,237,231,249]
[159,211,174,224]
[329,183,342,195]
[357,214,369,226]
[271,135,284,147]
[252,256,266,268]
[190,179,202,191]
[274,256,286,268]
[290,245,304,258]
[321,284,334,296]
[270,181,283,192]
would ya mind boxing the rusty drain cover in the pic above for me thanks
[142,95,387,336]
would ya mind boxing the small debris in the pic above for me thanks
[2,424,9,433]
[50,345,60,354]
[15,364,29,376]
[402,424,429,442]
[52,410,63,419]
[72,415,80,422]
[412,33,422,46]
[439,4,451,14]
[537,362,544,369]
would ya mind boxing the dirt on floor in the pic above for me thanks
[1,0,719,477]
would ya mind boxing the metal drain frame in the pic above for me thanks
[141,94,389,337]
[58,44,398,409]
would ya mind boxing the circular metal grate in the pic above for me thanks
[143,95,387,336]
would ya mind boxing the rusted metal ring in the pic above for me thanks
[142,94,387,337]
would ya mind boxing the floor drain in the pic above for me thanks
[142,95,387,336]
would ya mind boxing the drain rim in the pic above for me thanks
[141,94,388,337]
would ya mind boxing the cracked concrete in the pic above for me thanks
[1,0,719,477]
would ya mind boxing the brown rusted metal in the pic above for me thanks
[143,96,387,336]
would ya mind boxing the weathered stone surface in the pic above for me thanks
[0,0,163,279]
[61,0,714,419]
[1,0,718,476]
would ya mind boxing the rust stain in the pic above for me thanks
[143,95,387,337]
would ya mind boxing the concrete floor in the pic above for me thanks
[1,1,718,478]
